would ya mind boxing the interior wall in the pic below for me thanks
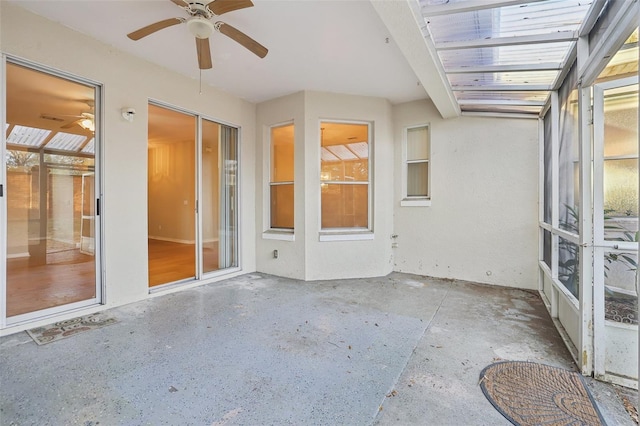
[1,3,257,329]
[147,140,196,243]
[392,100,540,289]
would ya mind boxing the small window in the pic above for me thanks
[320,121,370,230]
[269,123,294,229]
[403,125,430,205]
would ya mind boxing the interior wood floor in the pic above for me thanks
[148,239,219,287]
[6,250,96,317]
[6,240,219,317]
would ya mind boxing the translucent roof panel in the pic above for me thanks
[448,71,557,87]
[455,91,550,102]
[418,0,600,115]
[461,105,544,115]
[81,138,95,155]
[327,145,358,161]
[345,142,369,159]
[321,147,339,162]
[45,132,88,152]
[7,125,51,148]
[438,43,571,68]
[424,0,591,44]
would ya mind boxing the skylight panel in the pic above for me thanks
[7,125,51,148]
[82,138,95,154]
[438,43,571,68]
[45,132,88,152]
[424,0,590,44]
[448,70,558,87]
[455,91,550,102]
[327,145,357,161]
[321,147,339,162]
[345,142,368,159]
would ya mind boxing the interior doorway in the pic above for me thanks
[147,104,238,288]
[3,60,101,320]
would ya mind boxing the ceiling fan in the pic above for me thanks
[127,0,268,70]
[41,100,95,132]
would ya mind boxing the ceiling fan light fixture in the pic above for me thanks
[79,118,95,132]
[187,17,214,39]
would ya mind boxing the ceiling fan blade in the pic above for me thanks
[217,22,268,58]
[170,0,190,7]
[196,37,213,69]
[127,18,183,41]
[61,119,80,129]
[207,0,253,16]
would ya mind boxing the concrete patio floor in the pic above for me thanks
[1,272,637,425]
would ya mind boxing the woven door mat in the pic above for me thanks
[27,313,118,345]
[479,361,606,426]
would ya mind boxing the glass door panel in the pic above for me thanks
[201,120,238,274]
[201,119,220,274]
[5,62,99,318]
[147,104,196,286]
[593,78,638,386]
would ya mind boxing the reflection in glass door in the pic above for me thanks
[4,61,99,319]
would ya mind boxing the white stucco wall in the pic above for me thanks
[255,92,306,280]
[1,3,256,333]
[392,100,539,289]
[255,91,395,281]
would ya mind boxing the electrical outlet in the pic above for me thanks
[273,249,279,259]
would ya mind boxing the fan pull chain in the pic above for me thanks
[199,69,202,94]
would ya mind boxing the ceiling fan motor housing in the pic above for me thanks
[187,16,214,39]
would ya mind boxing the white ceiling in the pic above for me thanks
[8,0,430,105]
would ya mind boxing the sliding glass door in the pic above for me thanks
[3,60,101,321]
[148,105,238,288]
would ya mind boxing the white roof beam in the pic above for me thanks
[422,0,547,17]
[578,0,608,37]
[371,0,460,118]
[436,31,577,50]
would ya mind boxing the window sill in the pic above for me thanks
[319,232,374,242]
[400,198,431,207]
[262,230,295,241]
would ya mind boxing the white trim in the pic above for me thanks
[402,123,430,202]
[267,120,295,232]
[578,82,594,376]
[0,54,6,328]
[400,199,431,207]
[262,230,295,241]
[319,232,374,242]
[148,236,195,245]
[319,119,373,233]
[6,252,29,259]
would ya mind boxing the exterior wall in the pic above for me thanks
[392,100,539,289]
[255,91,395,281]
[1,3,257,333]
[256,92,306,279]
